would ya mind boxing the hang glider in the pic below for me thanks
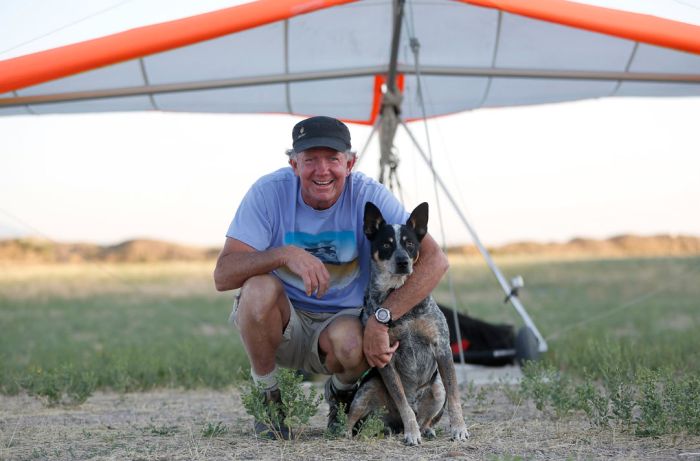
[4,0,698,355]
[1,0,699,122]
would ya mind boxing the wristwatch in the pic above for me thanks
[374,307,393,326]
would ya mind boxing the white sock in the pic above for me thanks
[331,374,355,392]
[251,365,278,391]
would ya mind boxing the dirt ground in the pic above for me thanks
[2,382,699,461]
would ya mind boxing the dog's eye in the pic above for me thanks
[405,241,415,249]
[382,243,392,250]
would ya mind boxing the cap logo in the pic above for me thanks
[297,127,306,139]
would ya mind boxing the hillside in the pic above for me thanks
[0,238,219,264]
[1,234,699,264]
[447,234,700,258]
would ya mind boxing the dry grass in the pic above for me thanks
[1,385,698,461]
[2,257,699,459]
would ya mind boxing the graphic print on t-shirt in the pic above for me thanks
[277,230,359,293]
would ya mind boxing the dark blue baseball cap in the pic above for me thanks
[292,116,352,154]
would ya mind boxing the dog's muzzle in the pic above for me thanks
[394,256,412,274]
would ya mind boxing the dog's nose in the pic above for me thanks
[396,257,410,271]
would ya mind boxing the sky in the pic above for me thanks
[1,1,700,248]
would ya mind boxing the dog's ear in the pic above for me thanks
[364,202,385,241]
[406,202,429,242]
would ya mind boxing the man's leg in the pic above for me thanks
[237,274,291,379]
[235,274,292,438]
[318,316,368,431]
[318,316,367,380]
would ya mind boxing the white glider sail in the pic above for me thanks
[1,0,699,121]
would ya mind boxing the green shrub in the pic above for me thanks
[520,361,700,437]
[355,409,386,440]
[241,368,322,441]
[201,421,229,438]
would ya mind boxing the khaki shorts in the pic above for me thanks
[229,292,362,375]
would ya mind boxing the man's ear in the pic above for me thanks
[406,202,429,242]
[346,154,357,176]
[363,202,385,241]
[289,156,300,176]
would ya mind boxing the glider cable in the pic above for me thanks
[403,1,468,369]
[546,258,700,342]
[671,0,700,11]
[0,0,134,57]
[401,2,548,353]
[0,206,181,304]
[353,117,381,169]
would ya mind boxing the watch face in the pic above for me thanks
[376,308,390,323]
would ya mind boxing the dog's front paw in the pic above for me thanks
[422,427,436,439]
[450,424,470,441]
[403,421,422,446]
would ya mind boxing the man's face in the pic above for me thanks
[290,147,356,210]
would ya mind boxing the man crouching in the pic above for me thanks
[213,115,448,438]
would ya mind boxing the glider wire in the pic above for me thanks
[1,0,135,57]
[0,207,50,242]
[404,2,468,370]
[546,258,700,342]
[0,206,186,308]
[670,0,700,12]
[353,117,381,170]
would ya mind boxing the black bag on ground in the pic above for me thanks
[438,304,516,367]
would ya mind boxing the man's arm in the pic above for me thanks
[363,233,449,367]
[381,233,448,316]
[213,237,331,297]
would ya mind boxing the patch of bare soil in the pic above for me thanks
[1,385,698,461]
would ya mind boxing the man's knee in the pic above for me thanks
[321,317,365,372]
[238,275,287,324]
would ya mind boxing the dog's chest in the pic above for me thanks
[391,334,438,380]
[388,307,444,382]
[389,312,442,347]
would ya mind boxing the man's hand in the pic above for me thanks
[363,317,399,368]
[280,245,330,298]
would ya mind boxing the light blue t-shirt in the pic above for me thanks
[227,167,408,313]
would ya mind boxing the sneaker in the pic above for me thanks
[324,377,357,434]
[254,387,292,440]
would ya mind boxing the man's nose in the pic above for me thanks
[316,158,331,173]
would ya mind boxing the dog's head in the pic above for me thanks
[363,201,428,276]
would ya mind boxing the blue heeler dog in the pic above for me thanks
[346,201,469,445]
